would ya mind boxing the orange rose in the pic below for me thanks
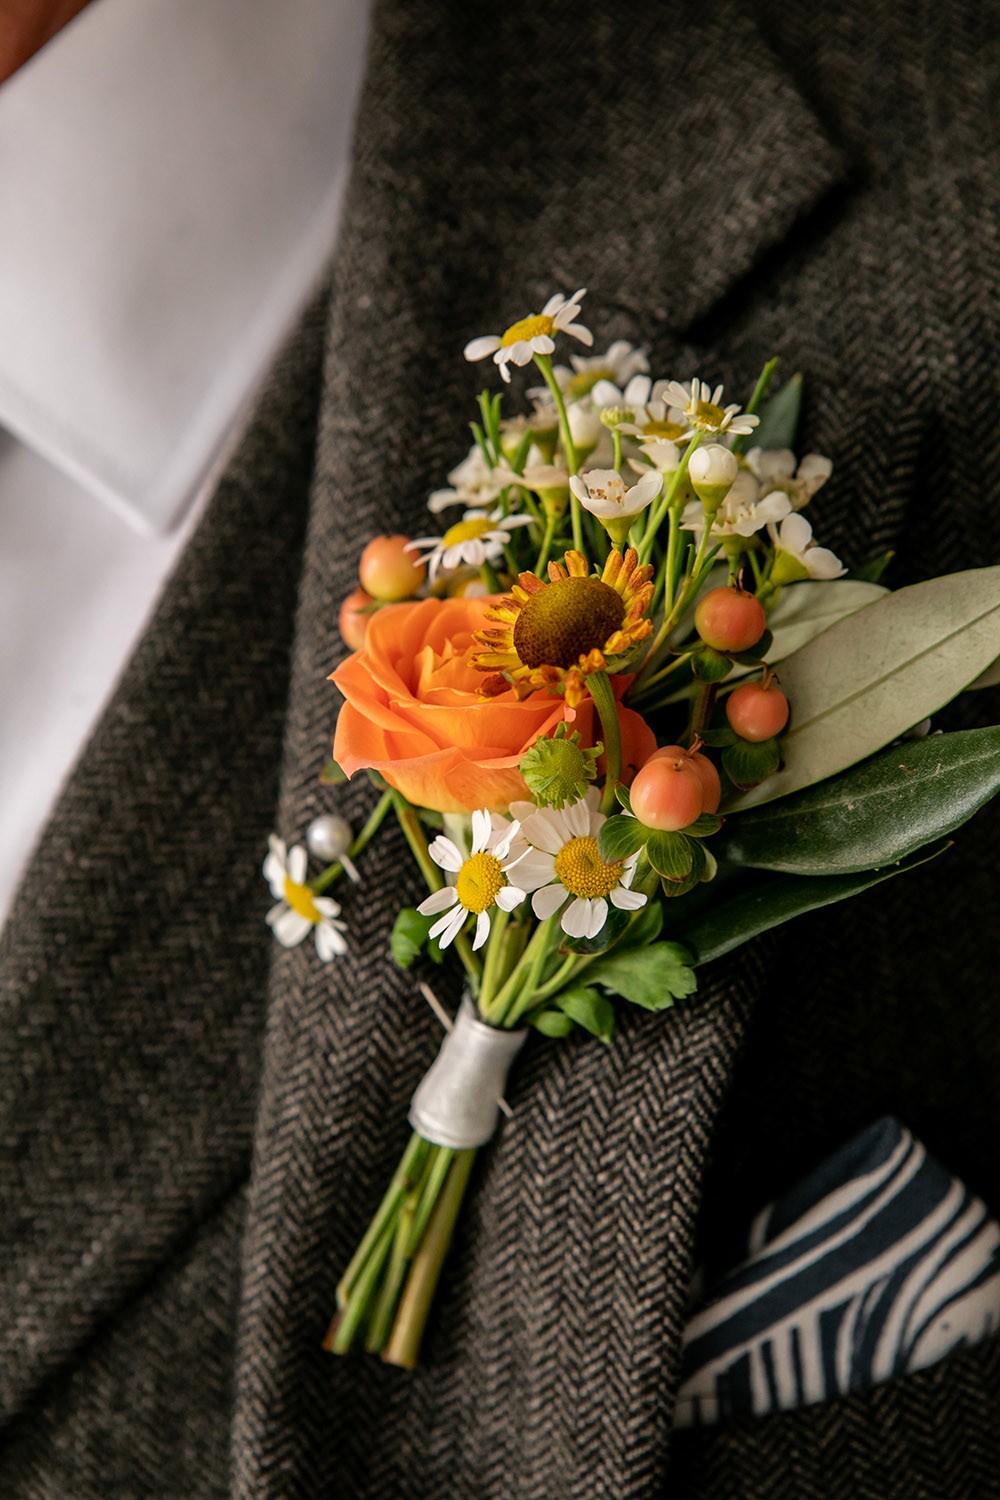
[331,595,655,813]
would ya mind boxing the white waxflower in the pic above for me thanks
[632,437,682,475]
[745,448,833,510]
[406,510,533,582]
[514,788,646,941]
[263,836,347,961]
[569,467,662,522]
[768,512,847,581]
[428,444,517,515]
[681,472,793,540]
[417,809,528,951]
[662,378,760,437]
[689,443,740,492]
[464,290,594,383]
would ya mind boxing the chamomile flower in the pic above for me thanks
[681,473,793,540]
[417,809,528,951]
[464,290,594,383]
[538,341,650,402]
[515,788,647,940]
[474,547,654,708]
[745,448,833,510]
[662,378,760,438]
[427,445,517,515]
[263,836,348,961]
[406,511,533,583]
[768,513,847,581]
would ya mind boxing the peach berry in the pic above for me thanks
[338,588,373,651]
[358,535,426,602]
[630,754,705,831]
[647,744,721,814]
[726,679,790,742]
[694,586,766,654]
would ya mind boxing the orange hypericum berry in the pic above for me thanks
[359,535,427,602]
[726,678,790,742]
[630,755,705,831]
[694,586,766,654]
[648,744,721,814]
[338,588,373,651]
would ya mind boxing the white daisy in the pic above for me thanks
[536,340,650,402]
[417,809,528,951]
[464,289,594,383]
[263,835,347,961]
[427,444,517,515]
[569,467,662,522]
[662,378,760,438]
[768,512,847,581]
[514,788,647,941]
[631,437,682,476]
[681,472,793,540]
[745,448,833,510]
[405,510,534,582]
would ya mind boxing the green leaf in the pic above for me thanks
[691,646,734,682]
[560,908,632,955]
[390,908,443,969]
[598,814,648,862]
[723,737,781,789]
[851,550,895,584]
[745,373,802,451]
[556,986,616,1043]
[685,813,724,838]
[720,727,1000,875]
[968,654,1000,692]
[646,830,694,880]
[737,580,888,675]
[625,899,663,946]
[726,567,1000,809]
[730,629,774,666]
[614,782,634,813]
[660,839,708,897]
[320,759,347,785]
[586,942,697,1008]
[531,1009,576,1038]
[678,842,950,966]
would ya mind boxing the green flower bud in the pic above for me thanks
[519,724,601,808]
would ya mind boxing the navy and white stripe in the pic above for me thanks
[674,1118,1000,1427]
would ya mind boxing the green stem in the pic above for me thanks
[729,356,779,456]
[612,427,623,472]
[312,790,393,894]
[689,682,719,742]
[382,1149,477,1369]
[535,507,558,576]
[334,1132,430,1308]
[390,791,481,991]
[638,431,703,567]
[329,1215,397,1353]
[634,522,719,693]
[486,915,555,1025]
[506,918,561,1027]
[588,669,623,814]
[478,907,510,1012]
[534,355,583,552]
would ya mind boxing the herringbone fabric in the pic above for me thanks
[3,1,1000,1497]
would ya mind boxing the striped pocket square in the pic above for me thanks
[674,1117,1000,1426]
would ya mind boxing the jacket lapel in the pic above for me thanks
[231,5,847,1496]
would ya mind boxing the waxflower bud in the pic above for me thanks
[689,444,739,514]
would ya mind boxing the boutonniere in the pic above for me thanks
[264,289,1000,1367]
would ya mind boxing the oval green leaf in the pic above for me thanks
[726,566,1000,809]
[721,727,1000,874]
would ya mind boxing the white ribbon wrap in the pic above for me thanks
[408,997,528,1149]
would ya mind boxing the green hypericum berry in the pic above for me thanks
[519,724,601,808]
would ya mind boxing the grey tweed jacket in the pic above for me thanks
[3,3,1000,1496]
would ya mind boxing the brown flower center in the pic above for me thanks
[513,576,625,669]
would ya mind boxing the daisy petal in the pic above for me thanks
[270,908,313,948]
[288,845,308,885]
[464,335,502,360]
[533,884,569,920]
[561,897,597,939]
[611,887,647,911]
[496,885,527,911]
[418,887,458,916]
[473,910,492,950]
[428,836,464,872]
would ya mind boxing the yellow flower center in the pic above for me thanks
[501,313,554,347]
[283,876,321,923]
[442,517,494,547]
[566,365,614,400]
[642,419,688,440]
[554,836,624,899]
[455,851,506,913]
[693,399,728,429]
[513,575,625,669]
